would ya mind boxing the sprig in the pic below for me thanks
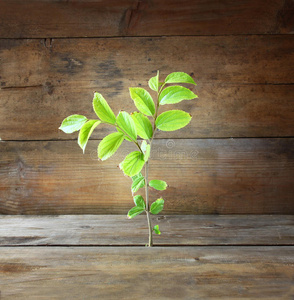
[59,71,197,246]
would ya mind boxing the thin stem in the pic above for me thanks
[152,83,165,132]
[144,83,164,247]
[103,121,143,153]
[145,160,153,247]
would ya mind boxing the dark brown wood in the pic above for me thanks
[1,36,293,140]
[1,83,294,140]
[0,0,293,38]
[0,246,293,299]
[1,139,293,215]
[0,215,293,246]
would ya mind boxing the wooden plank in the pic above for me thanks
[1,83,294,140]
[0,0,293,38]
[1,36,294,140]
[0,246,293,299]
[1,138,293,215]
[0,215,293,246]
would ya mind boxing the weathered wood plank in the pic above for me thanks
[1,36,294,140]
[0,0,293,38]
[0,246,293,299]
[1,138,293,215]
[0,215,293,246]
[1,83,294,140]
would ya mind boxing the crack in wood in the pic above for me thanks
[120,0,149,35]
[43,38,53,48]
[1,84,43,90]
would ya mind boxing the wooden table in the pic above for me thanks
[1,215,293,299]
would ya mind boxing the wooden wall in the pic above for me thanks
[0,0,293,215]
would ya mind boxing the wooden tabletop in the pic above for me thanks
[1,215,293,299]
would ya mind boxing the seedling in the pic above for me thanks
[59,71,197,246]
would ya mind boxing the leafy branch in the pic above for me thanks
[59,71,198,247]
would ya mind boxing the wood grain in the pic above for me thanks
[0,246,293,299]
[1,36,294,140]
[0,215,293,246]
[0,0,293,38]
[1,138,293,215]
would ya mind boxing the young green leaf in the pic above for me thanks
[159,86,198,105]
[119,151,145,177]
[156,110,192,131]
[149,180,167,191]
[131,112,153,140]
[127,206,145,219]
[98,132,125,161]
[164,72,196,85]
[116,128,133,142]
[141,140,148,153]
[93,93,116,124]
[116,111,137,141]
[133,195,145,209]
[150,198,164,215]
[78,120,101,153]
[129,88,155,116]
[148,70,159,92]
[153,225,161,235]
[131,173,145,193]
[140,140,151,162]
[143,144,150,162]
[59,115,88,134]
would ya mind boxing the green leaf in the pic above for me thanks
[119,151,145,177]
[150,198,164,215]
[141,140,148,153]
[116,111,137,141]
[148,70,159,92]
[165,72,196,85]
[127,206,145,219]
[98,132,125,161]
[159,86,198,105]
[149,180,167,191]
[129,87,155,116]
[156,110,192,131]
[117,127,133,142]
[153,225,161,235]
[78,120,101,153]
[131,112,153,140]
[131,173,145,193]
[93,93,116,124]
[133,195,145,209]
[140,140,151,162]
[59,115,88,134]
[144,144,150,162]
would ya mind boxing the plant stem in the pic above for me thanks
[145,160,153,247]
[144,82,164,246]
[105,121,143,153]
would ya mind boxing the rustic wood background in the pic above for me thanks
[0,0,293,214]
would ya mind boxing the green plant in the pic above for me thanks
[59,71,197,247]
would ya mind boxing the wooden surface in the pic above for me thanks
[0,215,293,299]
[1,138,293,215]
[0,246,293,299]
[1,1,293,215]
[1,215,293,246]
[1,36,294,140]
[0,0,293,38]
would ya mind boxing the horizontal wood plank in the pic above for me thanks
[1,36,294,140]
[0,215,293,246]
[1,83,294,140]
[1,138,293,215]
[0,246,293,299]
[0,0,293,38]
